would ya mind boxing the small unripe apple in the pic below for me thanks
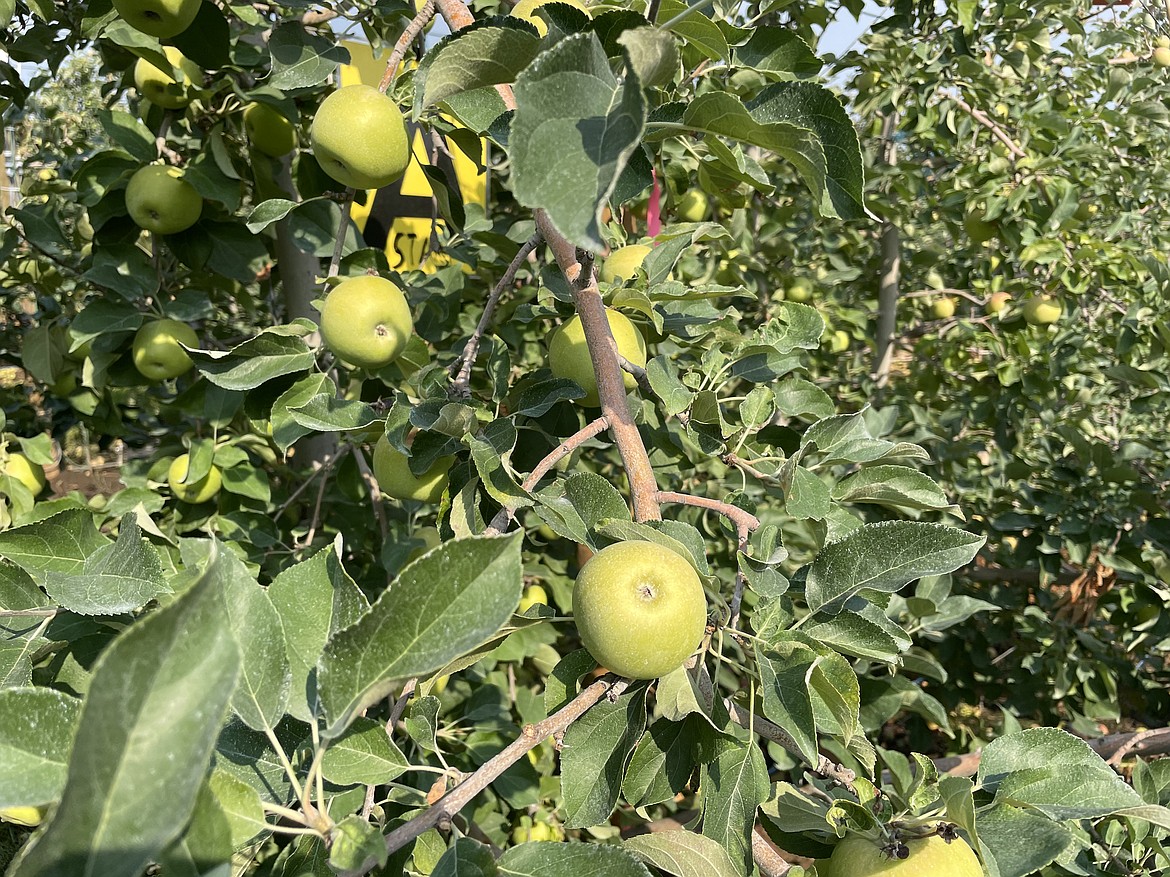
[573,541,707,679]
[113,0,200,38]
[785,277,814,302]
[828,330,850,353]
[311,85,411,190]
[133,47,201,110]
[931,297,956,319]
[2,452,47,495]
[319,275,413,370]
[676,190,709,222]
[548,308,646,407]
[519,584,548,613]
[167,454,223,504]
[963,209,997,244]
[125,165,203,235]
[1154,46,1170,67]
[1075,202,1098,221]
[244,102,298,157]
[599,244,651,284]
[510,0,589,36]
[986,291,1012,314]
[1022,295,1062,325]
[855,71,880,92]
[407,526,442,563]
[510,820,564,843]
[132,319,198,382]
[372,435,453,504]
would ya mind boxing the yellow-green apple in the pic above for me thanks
[1155,46,1170,67]
[676,190,709,222]
[318,275,413,370]
[113,0,200,38]
[519,584,548,612]
[931,297,956,319]
[133,47,201,109]
[125,165,203,234]
[819,833,982,877]
[244,102,298,157]
[1022,295,1062,325]
[167,454,222,504]
[548,308,646,407]
[573,541,707,679]
[599,244,651,284]
[311,85,411,190]
[785,277,814,302]
[132,319,198,381]
[372,436,453,504]
[986,291,1012,314]
[2,452,46,495]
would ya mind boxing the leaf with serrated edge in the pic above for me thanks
[624,831,740,877]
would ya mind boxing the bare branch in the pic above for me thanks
[752,827,793,877]
[654,490,760,535]
[449,232,542,398]
[485,416,609,535]
[947,93,1026,159]
[379,0,436,93]
[725,700,858,793]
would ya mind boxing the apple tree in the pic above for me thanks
[1,0,1169,876]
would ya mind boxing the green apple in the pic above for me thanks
[931,297,956,319]
[785,277,814,302]
[855,71,880,92]
[573,541,706,679]
[676,190,709,222]
[132,319,198,381]
[407,526,442,562]
[311,85,411,190]
[1022,295,1062,325]
[1075,202,1098,221]
[167,454,222,504]
[828,330,850,353]
[963,208,997,244]
[319,275,413,370]
[548,308,647,407]
[0,805,47,827]
[2,452,47,495]
[510,0,589,36]
[125,165,203,234]
[986,291,1012,314]
[510,819,564,843]
[519,584,548,613]
[113,0,200,38]
[244,102,298,157]
[133,47,201,110]
[599,244,652,284]
[372,435,453,504]
[819,833,982,877]
[1155,46,1170,67]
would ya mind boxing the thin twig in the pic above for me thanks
[724,700,858,793]
[449,232,542,398]
[386,678,417,735]
[752,827,793,877]
[301,450,339,549]
[379,0,436,93]
[0,608,58,618]
[338,677,630,876]
[326,188,356,279]
[352,443,389,543]
[620,355,690,425]
[947,93,1025,159]
[654,490,761,535]
[485,416,609,534]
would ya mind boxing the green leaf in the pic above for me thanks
[245,198,300,233]
[41,514,169,616]
[699,740,769,874]
[189,329,316,391]
[432,836,498,877]
[621,719,700,808]
[977,804,1072,877]
[0,688,81,808]
[417,20,542,112]
[207,768,269,850]
[978,728,1143,820]
[0,509,109,579]
[803,609,907,663]
[268,21,351,90]
[624,830,741,877]
[805,522,985,614]
[780,461,830,520]
[268,538,368,722]
[329,815,387,872]
[97,109,156,163]
[748,82,867,220]
[832,465,958,513]
[8,544,240,877]
[808,651,861,745]
[497,842,651,876]
[656,0,728,61]
[288,393,380,434]
[561,685,647,828]
[270,373,333,453]
[755,642,818,765]
[320,717,409,786]
[510,33,646,251]
[318,533,523,737]
[733,28,820,79]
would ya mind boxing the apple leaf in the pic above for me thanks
[188,329,316,391]
[0,508,110,580]
[510,33,646,251]
[698,740,770,875]
[621,719,700,809]
[320,717,409,787]
[977,804,1073,877]
[268,537,368,722]
[804,521,985,613]
[0,687,81,808]
[317,533,524,738]
[415,18,542,115]
[732,27,821,79]
[755,642,819,766]
[7,544,240,877]
[560,685,647,828]
[498,842,651,877]
[624,830,741,877]
[267,21,351,90]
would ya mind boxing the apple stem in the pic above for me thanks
[449,230,542,397]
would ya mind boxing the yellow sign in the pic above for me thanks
[339,41,488,272]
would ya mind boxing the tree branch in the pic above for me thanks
[338,676,630,875]
[485,416,609,535]
[449,231,542,398]
[379,0,436,92]
[352,442,389,544]
[654,490,760,535]
[947,93,1026,160]
[752,827,793,877]
[725,700,858,793]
